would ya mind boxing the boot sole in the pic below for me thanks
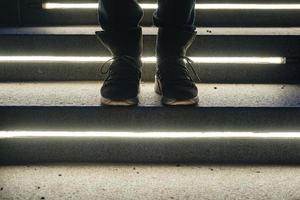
[101,97,139,106]
[161,96,199,106]
[156,91,199,106]
[154,78,199,106]
[101,82,141,106]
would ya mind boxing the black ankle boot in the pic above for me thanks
[155,28,199,106]
[96,27,143,106]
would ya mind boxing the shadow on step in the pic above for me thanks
[1,106,300,132]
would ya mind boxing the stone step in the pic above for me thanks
[6,0,300,27]
[0,82,299,164]
[1,27,300,83]
[1,81,299,132]
[1,164,300,200]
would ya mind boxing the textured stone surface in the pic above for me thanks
[0,82,299,107]
[1,27,300,83]
[0,82,300,165]
[0,164,300,200]
[2,27,300,35]
[1,82,300,132]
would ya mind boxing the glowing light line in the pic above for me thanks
[0,56,285,64]
[1,131,300,139]
[43,3,300,10]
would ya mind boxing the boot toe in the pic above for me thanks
[156,79,199,106]
[101,83,139,100]
[101,82,140,106]
[163,85,198,100]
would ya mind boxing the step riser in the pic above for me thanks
[1,107,300,132]
[0,34,299,82]
[0,82,299,164]
[1,63,300,83]
[23,10,300,27]
[4,0,300,26]
[1,137,300,164]
[1,35,299,57]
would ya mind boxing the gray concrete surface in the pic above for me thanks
[2,26,300,35]
[1,135,300,164]
[2,62,299,83]
[0,164,300,200]
[0,82,299,107]
[1,82,300,132]
[1,27,300,83]
[0,82,300,164]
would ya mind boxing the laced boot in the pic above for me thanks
[96,27,143,106]
[155,28,199,106]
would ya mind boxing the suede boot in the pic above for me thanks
[96,27,143,106]
[155,28,199,106]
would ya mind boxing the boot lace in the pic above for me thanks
[158,56,200,82]
[99,55,141,82]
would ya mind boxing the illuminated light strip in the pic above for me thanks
[0,56,286,64]
[189,57,285,64]
[0,56,111,63]
[43,3,300,10]
[195,4,300,10]
[1,131,300,139]
[43,3,97,9]
[43,3,156,9]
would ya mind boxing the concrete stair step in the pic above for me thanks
[1,164,300,200]
[1,81,300,132]
[1,27,300,83]
[0,81,300,164]
[1,131,300,164]
[11,0,300,27]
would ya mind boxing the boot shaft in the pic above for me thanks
[96,27,143,59]
[156,28,196,62]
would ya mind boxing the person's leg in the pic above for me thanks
[99,0,143,31]
[96,0,144,106]
[153,0,196,32]
[154,0,199,106]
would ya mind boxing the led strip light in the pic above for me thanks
[43,3,300,10]
[1,131,300,138]
[0,56,286,64]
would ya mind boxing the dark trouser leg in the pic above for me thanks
[154,0,198,106]
[153,0,196,32]
[98,0,144,31]
[97,0,143,106]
